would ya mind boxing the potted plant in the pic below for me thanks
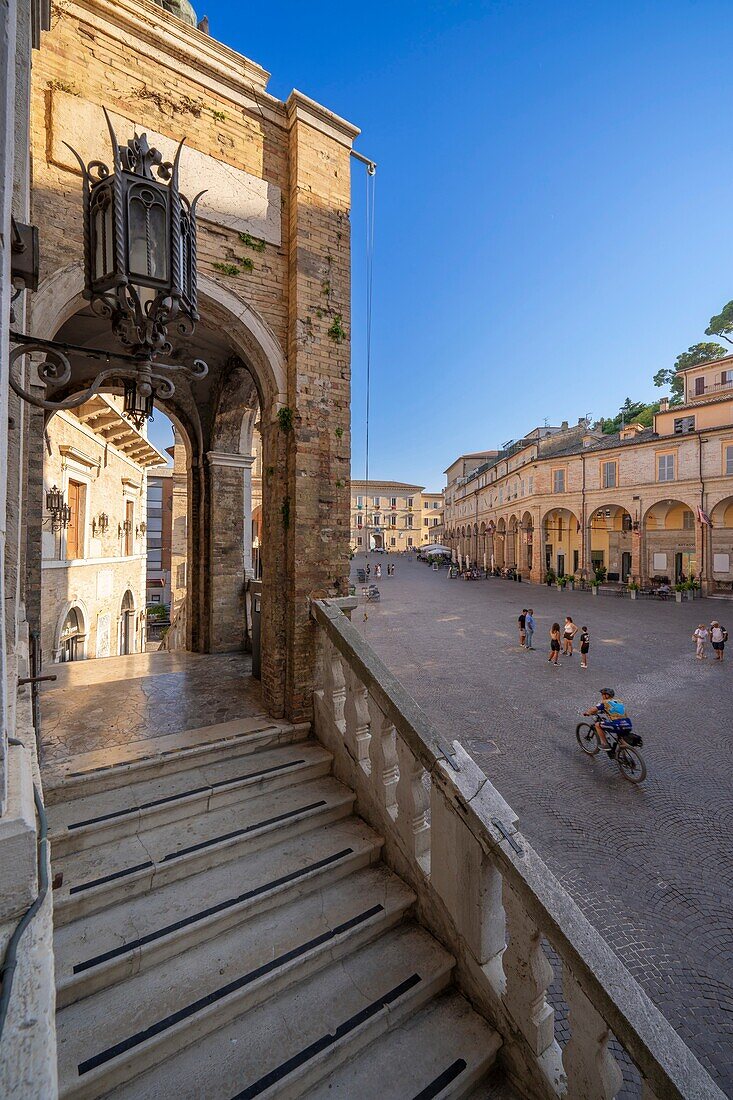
[628,581,640,600]
[674,583,685,603]
[592,565,606,596]
[565,574,575,590]
[545,569,556,587]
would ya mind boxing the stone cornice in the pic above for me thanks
[207,451,255,469]
[70,0,286,126]
[286,90,360,148]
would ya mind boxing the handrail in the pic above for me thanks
[0,740,50,1043]
[311,597,725,1100]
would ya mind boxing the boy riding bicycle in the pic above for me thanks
[583,688,633,755]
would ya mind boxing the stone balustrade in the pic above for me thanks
[311,598,725,1100]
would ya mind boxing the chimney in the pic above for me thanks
[659,397,669,412]
[561,420,569,431]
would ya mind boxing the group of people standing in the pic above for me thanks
[692,620,727,661]
[518,611,590,669]
[365,562,396,580]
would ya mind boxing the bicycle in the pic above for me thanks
[575,720,647,784]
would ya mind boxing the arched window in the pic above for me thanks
[60,607,83,662]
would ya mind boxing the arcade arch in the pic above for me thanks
[643,499,696,583]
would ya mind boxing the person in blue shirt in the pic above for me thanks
[524,609,536,650]
[583,688,633,754]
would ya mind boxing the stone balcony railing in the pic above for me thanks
[311,598,725,1100]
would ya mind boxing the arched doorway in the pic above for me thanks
[119,590,136,656]
[520,511,533,575]
[542,508,581,578]
[58,605,86,663]
[710,497,733,592]
[589,505,634,583]
[643,499,696,583]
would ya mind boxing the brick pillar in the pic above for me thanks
[283,93,358,723]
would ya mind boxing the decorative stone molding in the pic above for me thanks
[206,451,255,469]
[286,89,360,148]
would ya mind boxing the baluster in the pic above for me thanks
[395,735,430,873]
[321,638,346,736]
[343,664,371,772]
[562,964,623,1100]
[367,697,399,820]
[502,886,555,1057]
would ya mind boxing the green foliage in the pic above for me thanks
[212,109,227,122]
[238,231,266,253]
[146,603,170,620]
[544,569,556,584]
[597,397,659,434]
[335,426,343,439]
[238,256,254,272]
[327,314,346,343]
[705,301,733,346]
[277,406,293,433]
[213,261,240,277]
[594,565,607,584]
[673,342,727,372]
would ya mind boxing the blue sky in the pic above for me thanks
[150,1,733,490]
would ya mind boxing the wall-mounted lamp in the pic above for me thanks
[92,511,109,536]
[46,485,71,531]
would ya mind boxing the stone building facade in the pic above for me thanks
[420,492,443,545]
[25,0,360,719]
[42,398,166,662]
[443,359,733,592]
[350,480,424,552]
[146,465,173,608]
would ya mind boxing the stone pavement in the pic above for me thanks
[352,556,733,1096]
[39,651,262,770]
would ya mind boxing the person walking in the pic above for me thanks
[518,609,527,648]
[710,621,727,661]
[375,563,382,580]
[563,616,578,656]
[692,623,708,659]
[548,622,561,665]
[579,625,590,669]
[525,609,536,650]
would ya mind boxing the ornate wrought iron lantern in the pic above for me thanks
[92,511,109,536]
[46,485,72,531]
[9,110,207,422]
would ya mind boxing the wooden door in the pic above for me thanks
[125,500,134,556]
[67,481,82,559]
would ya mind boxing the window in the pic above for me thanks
[406,515,414,528]
[423,501,429,509]
[498,489,503,504]
[433,501,439,508]
[721,369,733,386]
[407,537,413,546]
[372,496,380,507]
[66,479,84,559]
[407,497,414,508]
[147,486,163,505]
[373,514,381,526]
[357,536,363,546]
[125,499,134,556]
[150,594,161,603]
[602,461,617,489]
[356,516,363,528]
[356,495,363,508]
[726,445,733,476]
[683,511,694,530]
[390,537,396,546]
[657,454,675,482]
[390,515,397,527]
[553,469,565,493]
[424,518,429,526]
[432,517,439,526]
[674,415,695,435]
[694,377,705,396]
[391,497,397,508]
[528,476,533,494]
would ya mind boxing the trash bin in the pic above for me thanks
[251,583,262,680]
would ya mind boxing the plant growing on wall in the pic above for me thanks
[328,314,346,343]
[213,262,241,277]
[277,407,294,433]
[238,231,266,253]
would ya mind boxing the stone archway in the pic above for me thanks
[643,499,697,584]
[588,504,634,583]
[710,496,733,592]
[54,601,89,663]
[542,507,581,579]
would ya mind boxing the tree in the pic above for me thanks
[654,343,727,405]
[705,302,733,345]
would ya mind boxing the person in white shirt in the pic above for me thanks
[710,621,726,662]
[692,624,709,659]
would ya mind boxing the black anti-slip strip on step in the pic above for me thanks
[412,1059,467,1099]
[73,847,355,974]
[77,903,386,1076]
[65,728,277,778]
[67,759,307,830]
[69,861,154,895]
[160,800,328,862]
[231,973,423,1100]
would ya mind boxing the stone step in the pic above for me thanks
[43,717,310,805]
[53,775,356,925]
[56,867,418,1100]
[48,741,331,857]
[302,990,502,1099]
[102,922,454,1100]
[55,815,384,1007]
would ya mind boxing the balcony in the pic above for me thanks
[689,378,733,400]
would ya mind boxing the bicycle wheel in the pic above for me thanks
[576,722,600,755]
[616,746,647,784]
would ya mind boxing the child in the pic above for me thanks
[548,623,561,665]
[693,623,708,659]
[580,626,590,669]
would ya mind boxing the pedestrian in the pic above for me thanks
[366,563,371,577]
[563,616,578,656]
[710,620,727,661]
[548,622,561,665]
[692,623,708,659]
[579,625,590,669]
[525,609,536,650]
[375,563,382,579]
[518,608,527,648]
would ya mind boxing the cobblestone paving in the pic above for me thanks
[352,557,733,1095]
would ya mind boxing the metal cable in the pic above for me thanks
[363,164,376,597]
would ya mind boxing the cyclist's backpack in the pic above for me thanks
[723,627,729,643]
[606,700,625,718]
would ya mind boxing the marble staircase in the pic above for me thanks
[47,717,501,1099]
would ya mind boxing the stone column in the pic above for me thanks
[695,515,712,594]
[241,454,255,579]
[206,451,249,652]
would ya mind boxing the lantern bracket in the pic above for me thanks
[8,330,207,415]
